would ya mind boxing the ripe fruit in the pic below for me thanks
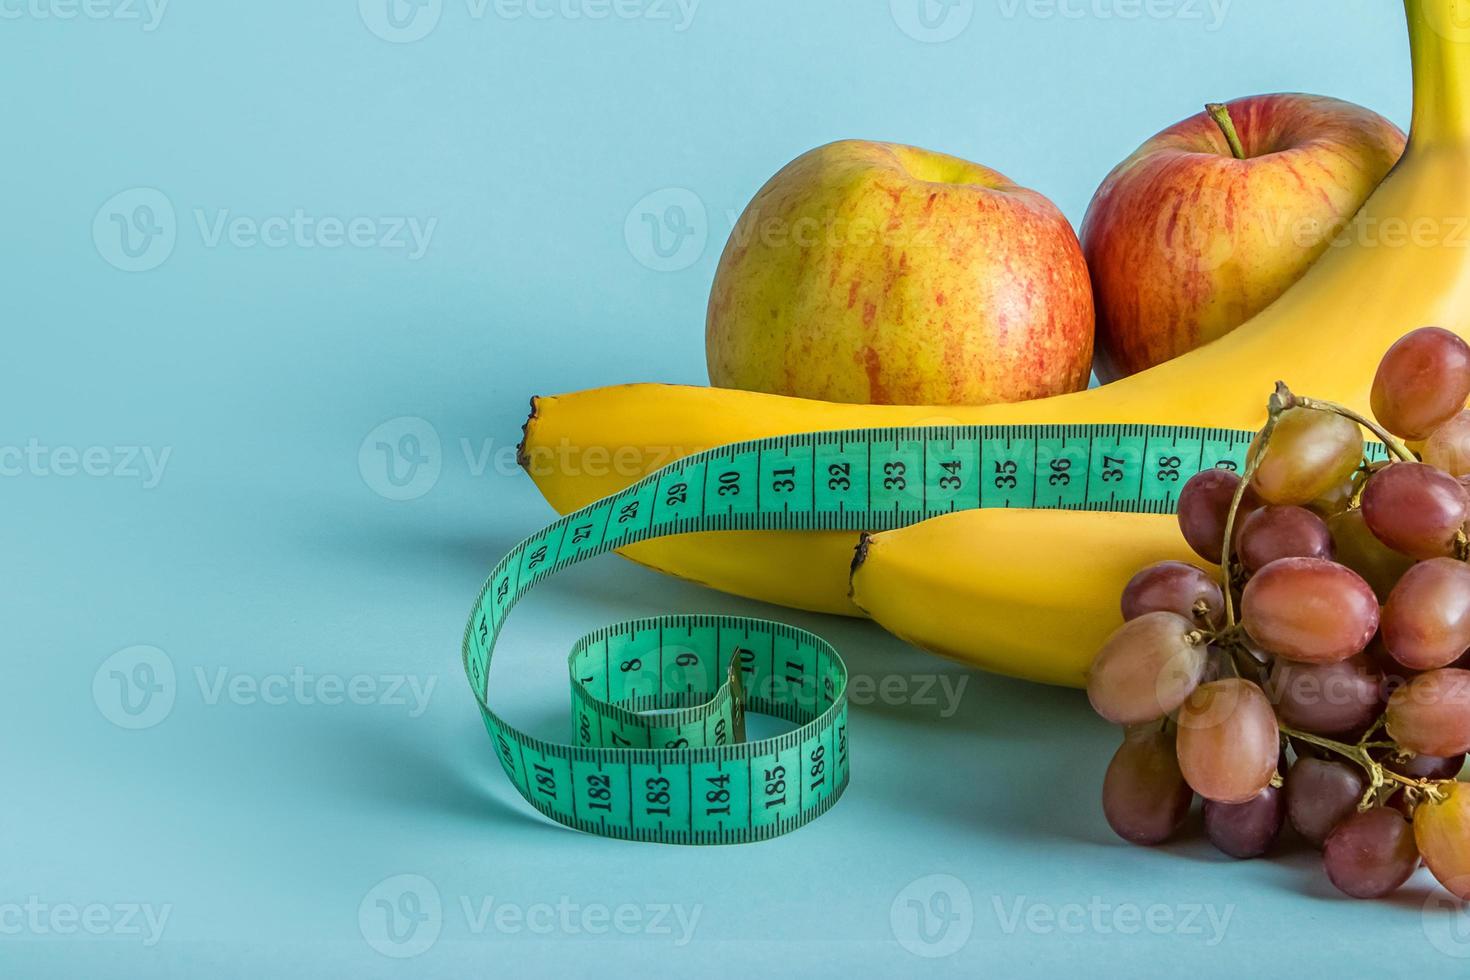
[1360,462,1469,559]
[1176,679,1280,804]
[1248,408,1364,506]
[1286,757,1366,847]
[1370,327,1470,439]
[1204,786,1285,859]
[1177,468,1259,564]
[1236,505,1334,573]
[1120,561,1224,626]
[1081,95,1404,381]
[1385,668,1470,757]
[1102,728,1194,846]
[1265,655,1382,737]
[1381,558,1470,670]
[1087,612,1207,725]
[706,140,1093,406]
[1422,411,1470,476]
[1323,807,1421,899]
[1414,781,1470,900]
[1239,558,1379,664]
[1328,509,1416,602]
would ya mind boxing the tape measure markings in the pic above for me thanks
[465,423,1386,844]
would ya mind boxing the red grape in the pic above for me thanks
[1323,807,1421,899]
[1102,727,1194,846]
[1236,505,1333,573]
[1204,786,1284,859]
[1414,781,1470,900]
[1177,468,1259,564]
[1239,558,1380,664]
[1120,561,1224,626]
[1382,558,1470,670]
[1385,668,1470,756]
[1249,408,1364,506]
[1328,509,1415,602]
[1087,612,1208,725]
[1176,679,1280,804]
[1286,756,1367,847]
[1423,410,1470,477]
[1370,326,1470,440]
[1265,655,1383,737]
[1360,462,1469,560]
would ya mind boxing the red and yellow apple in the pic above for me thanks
[1082,94,1406,382]
[706,140,1094,406]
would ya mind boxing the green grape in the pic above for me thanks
[1249,408,1364,506]
[1087,612,1208,725]
[1423,410,1470,477]
[1327,509,1416,602]
[1414,781,1470,900]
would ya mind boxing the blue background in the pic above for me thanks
[7,0,1465,975]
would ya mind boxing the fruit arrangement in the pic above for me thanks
[518,0,1470,694]
[1090,327,1470,899]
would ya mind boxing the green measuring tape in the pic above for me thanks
[463,423,1387,844]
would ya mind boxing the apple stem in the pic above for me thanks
[1206,102,1247,160]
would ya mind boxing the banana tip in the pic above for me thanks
[848,532,875,588]
[516,396,541,471]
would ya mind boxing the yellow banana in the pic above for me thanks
[521,0,1470,680]
[846,511,1202,688]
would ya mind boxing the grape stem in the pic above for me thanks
[1280,724,1450,805]
[1217,389,1290,628]
[1278,386,1416,463]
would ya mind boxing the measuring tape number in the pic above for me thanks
[462,423,1382,844]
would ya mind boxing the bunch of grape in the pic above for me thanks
[1090,327,1470,901]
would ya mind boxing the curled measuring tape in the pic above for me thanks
[463,423,1388,844]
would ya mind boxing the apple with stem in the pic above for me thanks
[1082,95,1406,382]
[707,140,1094,406]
